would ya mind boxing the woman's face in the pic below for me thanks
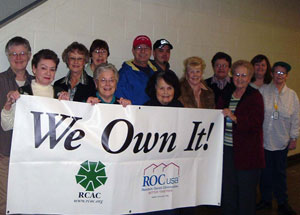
[186,65,203,87]
[233,66,251,90]
[156,78,175,105]
[7,45,31,73]
[254,59,267,79]
[67,50,86,76]
[33,59,57,86]
[91,48,108,67]
[96,69,117,101]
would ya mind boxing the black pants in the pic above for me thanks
[221,146,260,215]
[259,148,288,205]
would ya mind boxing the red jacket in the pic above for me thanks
[217,86,265,170]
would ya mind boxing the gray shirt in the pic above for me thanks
[259,82,299,151]
[0,68,33,156]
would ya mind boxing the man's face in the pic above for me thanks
[153,45,171,65]
[213,58,230,80]
[7,45,31,72]
[132,44,152,67]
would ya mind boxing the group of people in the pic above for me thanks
[0,35,298,215]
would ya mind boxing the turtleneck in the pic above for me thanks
[31,81,54,98]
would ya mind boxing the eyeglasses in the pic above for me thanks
[93,49,108,55]
[135,46,151,51]
[274,71,287,75]
[8,51,29,58]
[99,78,116,85]
[234,73,248,78]
[69,57,85,62]
[215,64,228,69]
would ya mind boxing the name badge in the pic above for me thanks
[272,111,279,120]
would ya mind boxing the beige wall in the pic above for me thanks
[0,0,299,155]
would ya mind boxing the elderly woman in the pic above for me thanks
[54,41,96,102]
[145,70,183,107]
[1,49,69,131]
[179,56,215,109]
[250,54,272,89]
[85,39,110,77]
[217,60,265,215]
[86,63,131,106]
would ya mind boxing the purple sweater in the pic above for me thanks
[217,86,265,170]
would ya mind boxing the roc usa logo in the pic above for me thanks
[141,162,180,196]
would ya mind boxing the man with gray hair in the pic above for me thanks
[0,36,33,214]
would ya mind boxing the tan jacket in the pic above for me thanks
[179,78,215,109]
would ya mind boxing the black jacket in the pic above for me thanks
[54,74,96,102]
[205,77,235,105]
[144,98,183,107]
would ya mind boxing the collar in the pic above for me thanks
[63,70,89,86]
[271,82,287,94]
[199,80,208,90]
[125,60,157,72]
[150,59,170,72]
[211,75,231,89]
[7,67,33,84]
[96,91,116,104]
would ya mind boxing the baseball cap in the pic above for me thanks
[133,35,152,49]
[153,39,173,50]
[273,61,291,72]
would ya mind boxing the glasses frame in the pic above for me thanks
[8,51,30,58]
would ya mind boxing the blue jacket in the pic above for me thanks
[115,60,157,105]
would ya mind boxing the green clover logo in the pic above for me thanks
[75,160,108,191]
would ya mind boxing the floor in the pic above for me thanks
[189,160,300,215]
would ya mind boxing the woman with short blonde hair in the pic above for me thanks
[179,56,215,109]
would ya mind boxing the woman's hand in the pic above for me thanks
[118,97,132,107]
[4,91,20,111]
[222,108,237,123]
[87,97,100,105]
[58,91,70,101]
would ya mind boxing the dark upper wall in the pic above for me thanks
[0,0,46,27]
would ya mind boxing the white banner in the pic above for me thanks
[7,95,224,215]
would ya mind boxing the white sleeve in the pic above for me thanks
[290,92,300,139]
[1,103,16,131]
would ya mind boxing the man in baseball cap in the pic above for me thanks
[151,39,174,73]
[115,35,157,105]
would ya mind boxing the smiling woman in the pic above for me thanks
[54,41,96,102]
[86,63,131,107]
[250,54,272,89]
[217,60,265,215]
[1,49,70,131]
[144,70,183,107]
[85,39,110,77]
[179,56,215,109]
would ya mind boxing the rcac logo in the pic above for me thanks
[75,160,108,191]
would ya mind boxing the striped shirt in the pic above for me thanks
[224,95,240,146]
